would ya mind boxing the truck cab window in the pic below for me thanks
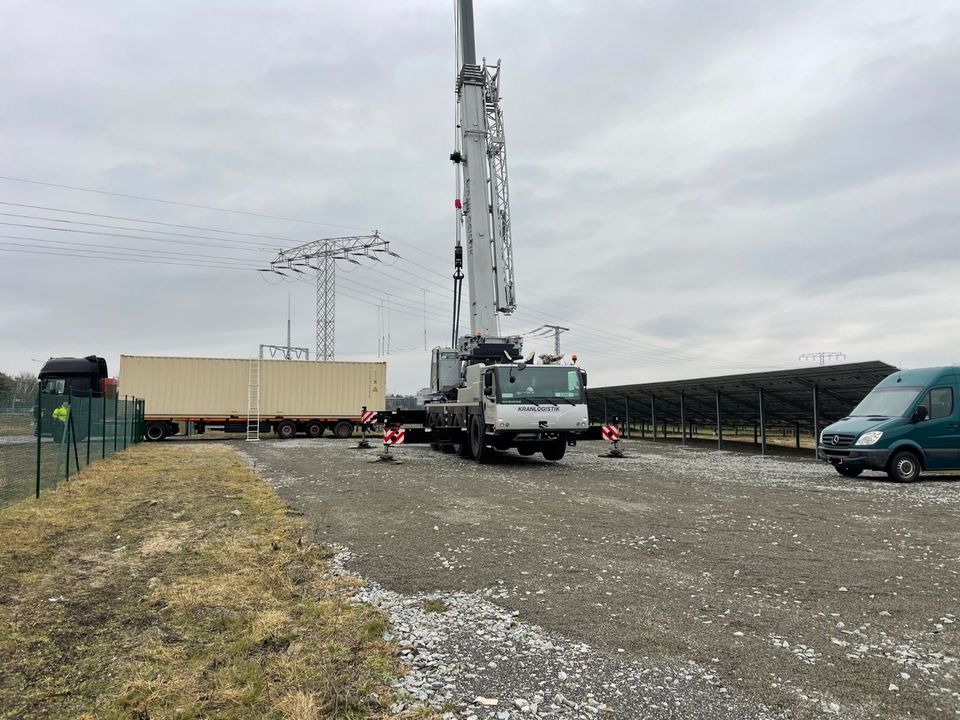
[925,387,953,420]
[43,379,66,395]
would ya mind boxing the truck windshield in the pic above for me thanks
[495,367,584,404]
[42,379,66,395]
[849,386,922,417]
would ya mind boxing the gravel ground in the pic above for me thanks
[235,437,960,719]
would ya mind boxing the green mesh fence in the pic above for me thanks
[0,389,143,508]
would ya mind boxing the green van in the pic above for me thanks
[817,367,960,482]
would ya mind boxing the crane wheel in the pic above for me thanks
[469,416,491,463]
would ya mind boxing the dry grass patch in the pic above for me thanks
[0,443,408,719]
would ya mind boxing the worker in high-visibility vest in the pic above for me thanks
[52,400,70,442]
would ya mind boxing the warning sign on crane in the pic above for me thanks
[383,428,406,446]
[601,425,621,442]
[361,410,376,425]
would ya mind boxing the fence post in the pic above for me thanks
[86,389,92,465]
[102,393,107,459]
[114,393,119,452]
[35,384,42,499]
[123,396,129,450]
[65,402,72,482]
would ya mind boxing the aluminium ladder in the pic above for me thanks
[246,357,261,441]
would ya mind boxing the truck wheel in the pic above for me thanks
[887,450,920,483]
[518,446,536,456]
[454,432,474,459]
[144,422,167,442]
[333,421,354,439]
[835,465,862,478]
[275,421,297,439]
[305,422,324,439]
[542,441,566,461]
[469,416,490,462]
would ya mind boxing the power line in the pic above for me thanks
[0,200,303,244]
[0,211,278,250]
[0,235,263,267]
[0,220,277,254]
[0,245,256,271]
[0,175,370,232]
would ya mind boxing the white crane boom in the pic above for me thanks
[454,0,516,347]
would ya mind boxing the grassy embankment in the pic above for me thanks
[0,443,407,719]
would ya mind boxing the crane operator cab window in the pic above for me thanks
[494,367,584,403]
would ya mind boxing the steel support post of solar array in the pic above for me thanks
[680,392,686,447]
[812,385,820,458]
[603,396,608,424]
[795,421,801,449]
[716,390,722,450]
[651,396,657,441]
[624,396,630,438]
[758,387,767,456]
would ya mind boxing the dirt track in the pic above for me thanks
[238,437,960,719]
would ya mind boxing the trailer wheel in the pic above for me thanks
[305,422,324,439]
[275,421,297,439]
[469,417,491,462]
[542,440,566,461]
[333,420,354,439]
[144,422,167,442]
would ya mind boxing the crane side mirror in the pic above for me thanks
[483,373,493,388]
[581,371,588,388]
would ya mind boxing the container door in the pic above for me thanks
[913,386,959,470]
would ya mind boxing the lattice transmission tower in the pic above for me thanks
[799,351,846,366]
[268,232,392,360]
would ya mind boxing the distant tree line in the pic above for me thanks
[0,371,38,395]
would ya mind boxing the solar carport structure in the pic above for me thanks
[587,361,897,456]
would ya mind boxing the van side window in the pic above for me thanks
[925,387,954,420]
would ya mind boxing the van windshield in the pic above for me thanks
[849,386,922,417]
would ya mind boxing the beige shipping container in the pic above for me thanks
[120,355,386,419]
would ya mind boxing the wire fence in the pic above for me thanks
[0,388,144,508]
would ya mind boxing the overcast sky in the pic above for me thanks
[1,0,957,393]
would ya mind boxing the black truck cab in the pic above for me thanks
[38,355,108,397]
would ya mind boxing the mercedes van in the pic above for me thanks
[817,367,959,482]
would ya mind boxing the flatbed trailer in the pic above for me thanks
[140,414,368,441]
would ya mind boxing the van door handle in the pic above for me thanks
[949,423,959,429]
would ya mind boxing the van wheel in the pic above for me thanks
[144,422,167,442]
[835,465,862,478]
[887,450,920,483]
[275,421,297,439]
[305,422,324,439]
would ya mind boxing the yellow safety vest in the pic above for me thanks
[53,406,69,423]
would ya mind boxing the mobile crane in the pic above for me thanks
[421,0,589,461]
